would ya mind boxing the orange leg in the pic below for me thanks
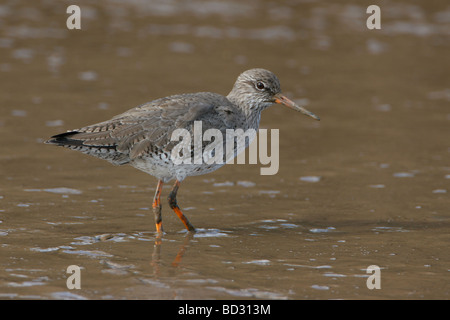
[168,180,196,233]
[152,180,164,233]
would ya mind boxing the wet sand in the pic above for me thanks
[0,0,449,299]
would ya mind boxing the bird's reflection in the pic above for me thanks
[150,233,194,275]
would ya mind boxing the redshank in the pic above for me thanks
[46,68,320,233]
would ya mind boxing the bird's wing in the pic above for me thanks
[46,92,234,163]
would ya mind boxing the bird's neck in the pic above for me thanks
[227,92,263,129]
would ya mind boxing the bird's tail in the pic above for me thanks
[45,131,85,147]
[45,131,129,165]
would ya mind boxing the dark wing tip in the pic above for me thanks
[45,131,83,147]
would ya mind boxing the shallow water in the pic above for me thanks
[0,0,449,299]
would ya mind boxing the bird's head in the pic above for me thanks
[228,68,320,121]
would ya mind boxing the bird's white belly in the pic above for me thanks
[130,156,225,182]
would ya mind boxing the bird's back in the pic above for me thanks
[46,92,256,181]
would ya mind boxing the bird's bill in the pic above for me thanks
[273,94,320,121]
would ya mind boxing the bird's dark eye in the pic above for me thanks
[256,81,265,90]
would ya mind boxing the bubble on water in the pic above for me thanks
[100,259,134,271]
[323,272,347,278]
[30,247,60,253]
[213,181,234,187]
[234,55,247,65]
[0,63,11,72]
[208,287,287,299]
[24,187,82,195]
[434,8,450,23]
[432,189,447,194]
[428,89,450,101]
[311,284,329,290]
[116,47,133,57]
[192,228,231,238]
[12,48,34,61]
[393,172,415,178]
[372,226,409,233]
[309,227,335,233]
[44,188,83,195]
[237,180,256,187]
[78,71,98,81]
[45,120,64,127]
[258,190,280,198]
[280,223,299,229]
[383,21,435,37]
[311,35,331,50]
[260,219,287,223]
[284,264,332,269]
[369,184,385,188]
[183,278,219,285]
[169,41,194,53]
[8,280,46,288]
[47,48,65,74]
[374,103,391,112]
[247,26,296,41]
[367,38,388,55]
[17,203,30,207]
[11,110,27,117]
[62,249,113,258]
[97,102,109,110]
[300,176,321,183]
[0,38,13,48]
[243,259,271,266]
[51,292,87,300]
[259,225,279,230]
[95,234,115,241]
